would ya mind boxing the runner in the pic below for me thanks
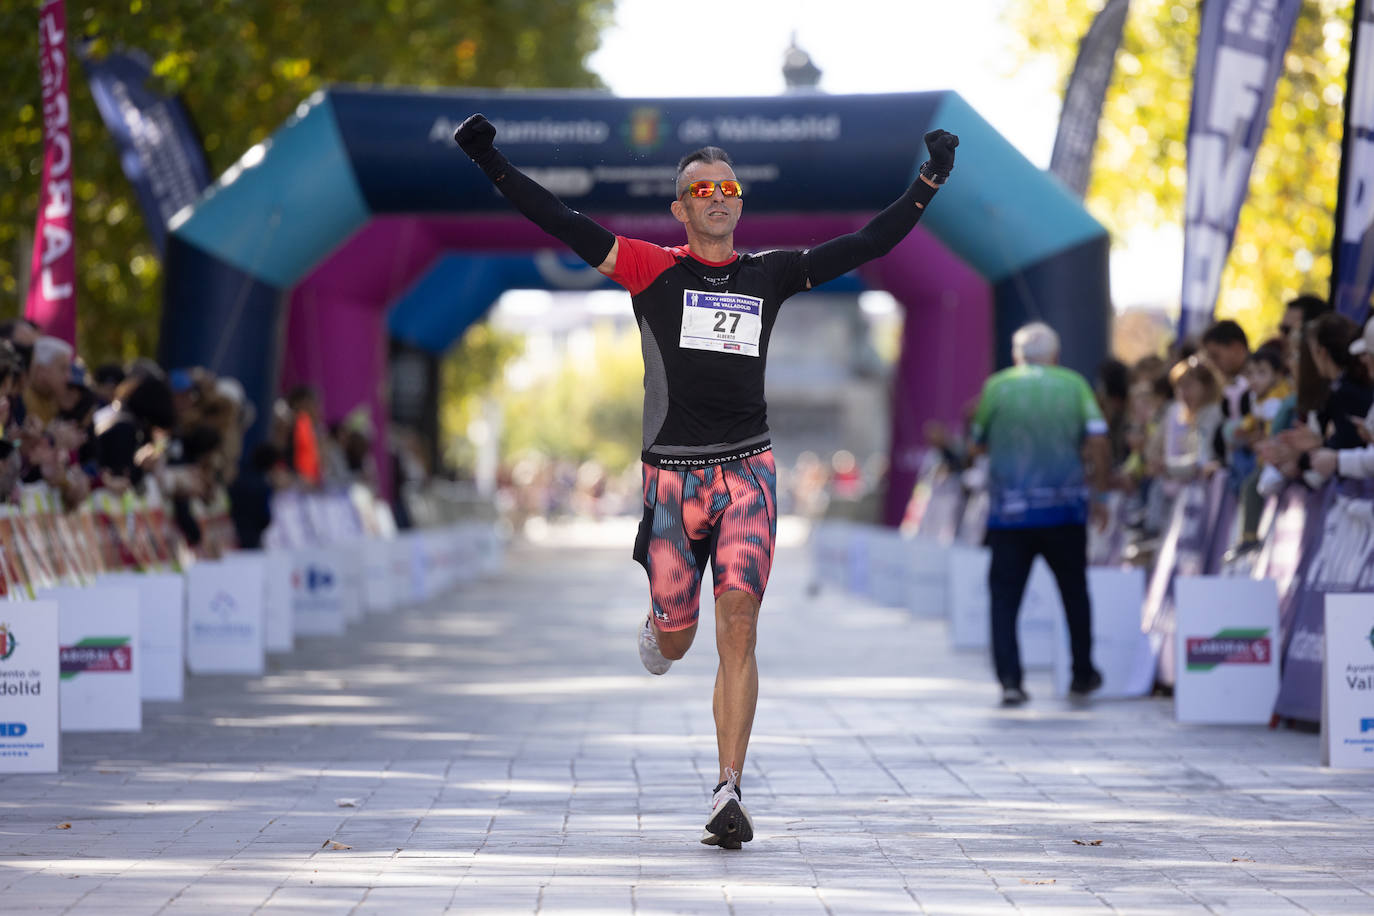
[454,114,958,848]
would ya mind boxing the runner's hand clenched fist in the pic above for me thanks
[454,113,497,158]
[921,129,959,183]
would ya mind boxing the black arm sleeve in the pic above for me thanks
[801,179,938,288]
[471,147,616,267]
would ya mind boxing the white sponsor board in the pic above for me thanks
[186,560,265,675]
[363,538,397,613]
[947,545,992,650]
[0,601,60,772]
[43,586,141,732]
[1173,576,1280,724]
[291,546,350,636]
[334,541,367,625]
[1322,594,1374,768]
[867,529,913,608]
[906,539,949,620]
[222,550,293,654]
[97,572,185,701]
[1051,567,1154,698]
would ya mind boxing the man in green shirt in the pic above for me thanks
[969,322,1111,705]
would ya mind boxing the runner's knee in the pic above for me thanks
[716,591,759,651]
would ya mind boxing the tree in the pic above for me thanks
[1006,0,1352,345]
[0,0,612,363]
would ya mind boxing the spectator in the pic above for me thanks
[1228,343,1293,558]
[1309,318,1374,479]
[91,363,125,407]
[0,318,39,372]
[1161,356,1222,488]
[1095,358,1131,468]
[21,336,72,426]
[1305,312,1373,450]
[1201,319,1253,479]
[229,442,284,549]
[1271,313,1374,482]
[93,372,176,490]
[969,321,1109,706]
[285,386,324,487]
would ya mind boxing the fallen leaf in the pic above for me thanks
[1072,839,1103,846]
[56,823,71,830]
[322,840,352,850]
[334,798,361,808]
[1232,857,1255,863]
[1019,878,1056,885]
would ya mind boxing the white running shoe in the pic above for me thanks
[638,615,672,675]
[701,767,753,849]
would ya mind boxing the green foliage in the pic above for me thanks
[450,320,644,473]
[0,0,612,363]
[1005,0,1352,344]
[439,320,523,470]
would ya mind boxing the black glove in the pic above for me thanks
[454,113,508,183]
[454,113,497,158]
[920,129,959,184]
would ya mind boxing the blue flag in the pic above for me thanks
[80,45,211,255]
[1179,0,1301,339]
[1333,0,1374,325]
[1049,0,1130,198]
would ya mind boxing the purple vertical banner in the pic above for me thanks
[1049,0,1131,197]
[1142,481,1214,686]
[1332,0,1374,324]
[1251,484,1319,625]
[1273,480,1374,723]
[1179,0,1302,339]
[1201,472,1240,573]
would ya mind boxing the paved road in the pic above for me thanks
[2,522,1372,914]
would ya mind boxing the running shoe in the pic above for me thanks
[1069,669,1104,697]
[701,767,753,849]
[1000,686,1030,707]
[638,615,672,675]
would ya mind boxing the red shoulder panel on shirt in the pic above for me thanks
[608,237,677,295]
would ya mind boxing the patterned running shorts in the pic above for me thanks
[632,451,778,632]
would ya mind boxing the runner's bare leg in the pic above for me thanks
[713,588,760,785]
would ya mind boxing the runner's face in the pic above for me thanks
[672,161,742,240]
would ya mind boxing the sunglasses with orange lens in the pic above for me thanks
[683,179,743,199]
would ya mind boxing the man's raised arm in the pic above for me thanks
[801,129,959,289]
[454,113,620,274]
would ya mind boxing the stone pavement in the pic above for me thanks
[2,519,1373,915]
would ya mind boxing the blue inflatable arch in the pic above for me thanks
[160,87,1110,519]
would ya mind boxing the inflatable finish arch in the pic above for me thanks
[160,88,1110,521]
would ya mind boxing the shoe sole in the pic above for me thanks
[701,798,753,849]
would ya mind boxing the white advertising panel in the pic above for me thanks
[222,550,293,653]
[43,586,141,732]
[947,545,991,650]
[290,546,350,636]
[905,539,949,620]
[185,560,265,675]
[1323,594,1374,768]
[97,571,185,701]
[1051,567,1154,698]
[1173,576,1280,724]
[0,601,60,772]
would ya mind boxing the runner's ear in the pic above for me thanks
[670,198,689,225]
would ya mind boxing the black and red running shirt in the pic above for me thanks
[608,236,811,468]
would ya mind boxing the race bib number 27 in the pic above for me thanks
[679,290,763,357]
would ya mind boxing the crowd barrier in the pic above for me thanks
[0,483,504,774]
[812,467,1374,763]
